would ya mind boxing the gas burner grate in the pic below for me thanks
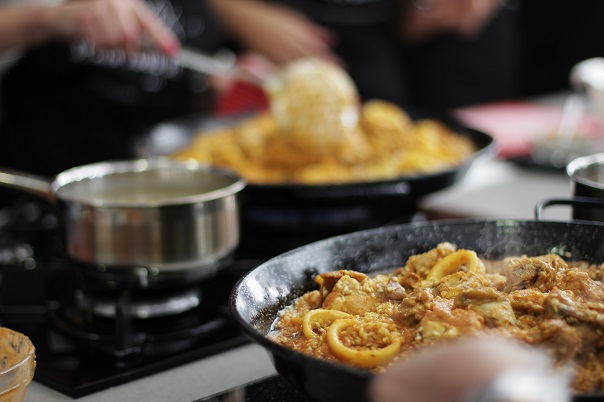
[0,259,262,398]
[47,300,230,360]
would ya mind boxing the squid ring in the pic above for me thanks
[302,309,353,338]
[426,249,484,282]
[326,319,402,367]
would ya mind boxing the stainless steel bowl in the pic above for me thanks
[0,158,246,287]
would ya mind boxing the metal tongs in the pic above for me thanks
[176,47,263,85]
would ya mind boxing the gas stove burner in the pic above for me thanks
[49,296,228,360]
[0,194,260,398]
[81,287,203,319]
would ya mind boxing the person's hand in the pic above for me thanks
[369,337,570,402]
[209,0,341,67]
[401,0,502,43]
[49,0,179,55]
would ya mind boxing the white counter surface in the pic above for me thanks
[25,343,277,402]
[421,157,573,221]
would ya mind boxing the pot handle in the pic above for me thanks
[0,169,56,203]
[534,197,604,220]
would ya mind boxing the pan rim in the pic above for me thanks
[136,112,496,190]
[52,157,246,207]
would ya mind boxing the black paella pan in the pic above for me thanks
[136,113,495,256]
[229,219,604,402]
[136,113,494,206]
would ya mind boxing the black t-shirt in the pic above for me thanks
[275,0,521,113]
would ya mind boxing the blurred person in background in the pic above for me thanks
[520,0,604,96]
[0,0,179,55]
[0,0,226,179]
[209,0,523,113]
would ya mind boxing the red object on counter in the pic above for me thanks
[453,100,601,158]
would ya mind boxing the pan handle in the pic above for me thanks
[0,169,56,203]
[534,197,604,220]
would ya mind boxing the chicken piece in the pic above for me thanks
[403,243,457,279]
[384,278,406,301]
[394,288,435,326]
[503,255,564,293]
[433,271,499,299]
[558,269,604,301]
[394,271,421,290]
[544,289,604,328]
[417,298,485,342]
[315,270,369,298]
[321,274,380,315]
[418,319,460,341]
[509,288,547,320]
[455,288,517,326]
[471,300,517,327]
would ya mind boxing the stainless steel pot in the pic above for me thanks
[567,152,604,221]
[533,153,604,223]
[0,158,245,287]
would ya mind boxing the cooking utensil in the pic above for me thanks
[229,219,604,402]
[177,47,263,85]
[569,152,604,210]
[0,158,245,288]
[176,48,360,147]
[534,153,604,222]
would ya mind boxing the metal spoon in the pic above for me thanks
[177,47,263,85]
